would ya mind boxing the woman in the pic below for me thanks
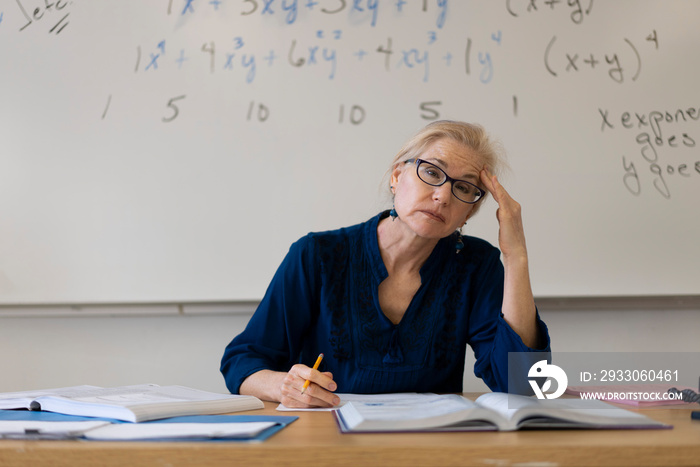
[221,120,550,408]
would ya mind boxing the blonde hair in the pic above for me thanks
[390,120,505,175]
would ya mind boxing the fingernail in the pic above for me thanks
[329,383,337,391]
[332,397,341,405]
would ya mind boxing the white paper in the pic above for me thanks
[82,422,278,440]
[276,393,431,411]
[0,420,110,439]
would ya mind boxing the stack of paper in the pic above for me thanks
[0,384,297,441]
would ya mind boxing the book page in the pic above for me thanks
[475,392,663,429]
[0,385,102,410]
[32,385,263,422]
[0,385,103,400]
[36,385,241,408]
[336,393,500,432]
[475,393,542,421]
[345,394,477,421]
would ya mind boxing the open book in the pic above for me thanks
[0,384,263,422]
[333,392,670,432]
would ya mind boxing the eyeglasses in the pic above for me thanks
[410,159,485,204]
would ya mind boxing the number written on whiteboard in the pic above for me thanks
[162,95,187,123]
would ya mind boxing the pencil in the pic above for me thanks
[300,353,324,395]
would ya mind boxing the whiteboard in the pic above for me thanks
[1,0,698,304]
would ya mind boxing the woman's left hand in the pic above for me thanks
[479,168,540,348]
[479,168,528,262]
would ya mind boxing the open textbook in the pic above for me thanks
[333,392,670,433]
[0,384,263,422]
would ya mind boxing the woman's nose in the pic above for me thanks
[432,182,452,204]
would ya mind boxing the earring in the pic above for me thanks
[455,229,464,254]
[390,206,398,220]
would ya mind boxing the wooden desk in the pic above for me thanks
[1,395,699,467]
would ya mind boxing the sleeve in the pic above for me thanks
[219,236,319,394]
[467,248,551,394]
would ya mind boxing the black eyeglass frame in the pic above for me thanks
[409,158,486,204]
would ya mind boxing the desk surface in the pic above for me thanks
[1,394,699,467]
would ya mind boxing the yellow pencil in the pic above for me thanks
[300,353,324,395]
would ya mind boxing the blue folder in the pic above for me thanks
[0,410,297,442]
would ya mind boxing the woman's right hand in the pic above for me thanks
[279,364,340,408]
[239,367,340,408]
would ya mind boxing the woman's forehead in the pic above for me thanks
[422,139,483,173]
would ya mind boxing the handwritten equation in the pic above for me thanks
[119,1,499,87]
[6,1,661,88]
[544,31,658,84]
[168,0,450,28]
[600,106,700,199]
[13,0,72,34]
[506,0,594,25]
[131,32,499,85]
[107,1,506,124]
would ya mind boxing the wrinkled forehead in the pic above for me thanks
[421,138,485,176]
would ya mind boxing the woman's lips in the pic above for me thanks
[421,210,445,222]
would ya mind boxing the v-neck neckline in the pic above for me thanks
[365,211,451,329]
